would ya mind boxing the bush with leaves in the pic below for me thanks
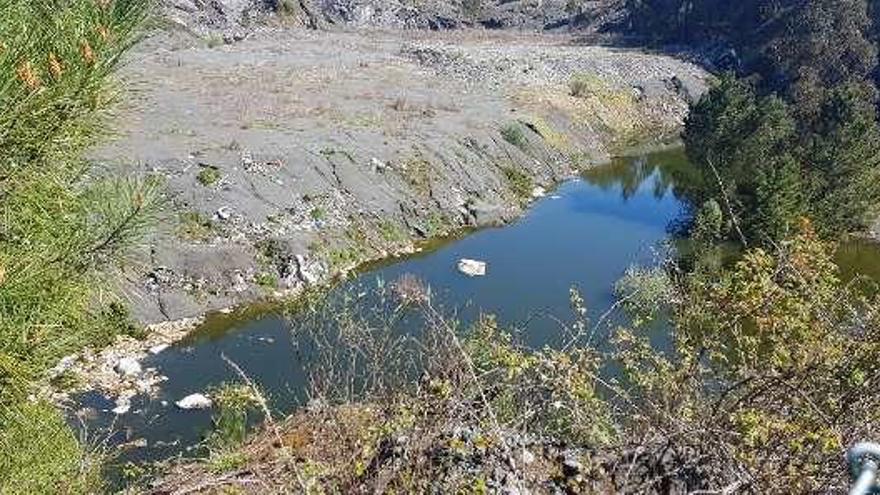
[614,219,880,492]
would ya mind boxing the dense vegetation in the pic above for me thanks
[0,0,156,491]
[629,0,880,243]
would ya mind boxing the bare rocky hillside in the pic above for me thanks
[90,27,706,332]
[160,0,627,37]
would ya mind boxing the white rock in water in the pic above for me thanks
[531,186,546,198]
[149,344,169,355]
[112,403,131,415]
[114,357,142,376]
[175,393,212,410]
[457,258,487,277]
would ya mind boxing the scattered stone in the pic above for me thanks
[371,157,387,172]
[517,447,536,465]
[149,344,170,355]
[120,438,148,449]
[232,271,248,292]
[562,455,583,476]
[175,393,213,410]
[296,254,322,285]
[531,186,546,198]
[215,206,233,221]
[55,355,77,373]
[466,199,506,227]
[457,258,487,277]
[114,357,142,377]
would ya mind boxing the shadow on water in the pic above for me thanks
[77,147,880,482]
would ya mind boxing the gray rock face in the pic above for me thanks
[160,0,625,34]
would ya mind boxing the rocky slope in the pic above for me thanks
[160,0,627,37]
[91,26,705,334]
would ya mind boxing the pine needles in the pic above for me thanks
[0,1,155,492]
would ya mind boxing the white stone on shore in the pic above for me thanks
[175,393,213,410]
[531,186,546,198]
[149,344,169,355]
[457,258,487,277]
[114,357,142,377]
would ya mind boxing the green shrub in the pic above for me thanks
[208,383,260,451]
[500,122,528,150]
[197,165,221,186]
[0,0,152,491]
[310,207,326,221]
[178,211,215,241]
[502,166,533,200]
[255,272,278,289]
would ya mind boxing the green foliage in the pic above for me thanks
[501,166,533,201]
[255,272,278,289]
[197,165,221,186]
[0,0,148,165]
[0,399,103,493]
[208,383,260,451]
[465,316,615,445]
[616,220,880,492]
[684,75,805,242]
[0,0,152,491]
[309,206,326,221]
[770,0,877,118]
[691,199,723,244]
[178,211,215,241]
[806,82,880,234]
[500,122,528,150]
[613,265,675,324]
[378,220,407,243]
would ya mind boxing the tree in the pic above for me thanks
[767,0,878,118]
[684,75,803,243]
[804,82,880,234]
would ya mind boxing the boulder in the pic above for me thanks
[114,357,142,377]
[175,393,213,410]
[457,258,487,277]
[465,199,505,227]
